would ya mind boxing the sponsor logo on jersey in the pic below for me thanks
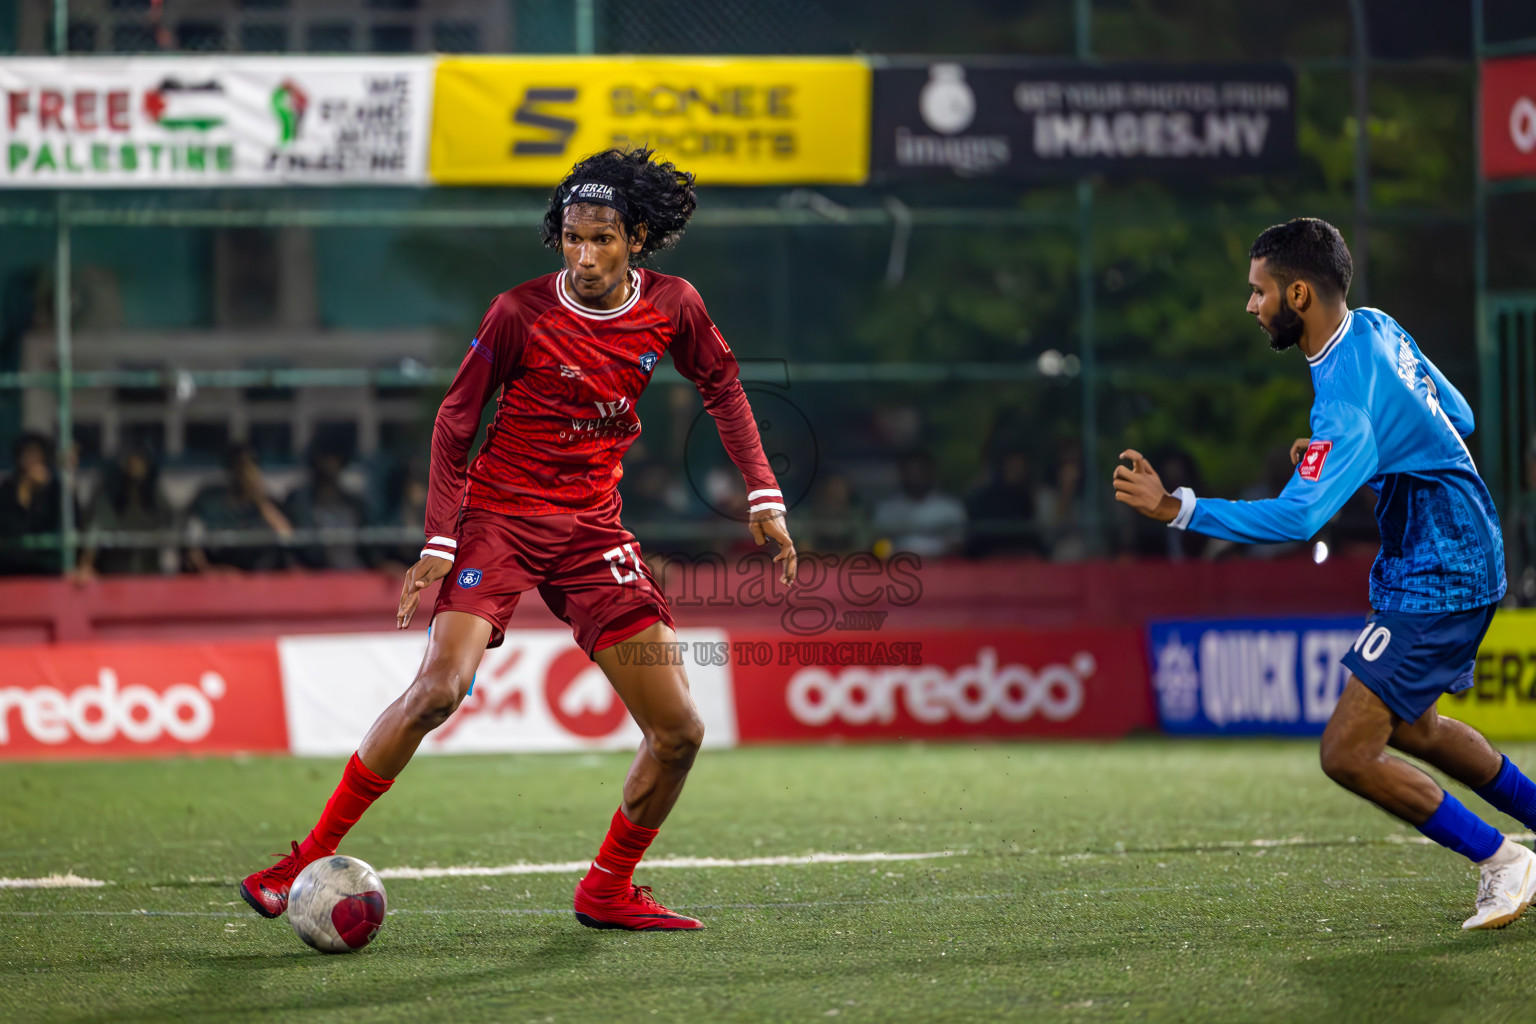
[638,351,658,373]
[563,396,639,439]
[1297,440,1332,481]
[458,568,483,588]
[559,364,584,378]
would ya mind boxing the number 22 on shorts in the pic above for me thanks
[603,543,642,584]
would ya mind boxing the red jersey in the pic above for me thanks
[422,269,780,557]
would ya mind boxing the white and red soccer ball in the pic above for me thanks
[287,855,387,953]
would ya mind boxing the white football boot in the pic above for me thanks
[1463,839,1536,931]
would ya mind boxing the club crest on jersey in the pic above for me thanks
[638,351,658,373]
[457,568,483,588]
[1298,441,1333,481]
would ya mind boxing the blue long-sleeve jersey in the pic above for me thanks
[1171,308,1506,613]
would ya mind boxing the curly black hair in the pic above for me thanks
[540,147,697,265]
[1249,217,1353,301]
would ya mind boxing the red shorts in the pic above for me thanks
[432,497,673,656]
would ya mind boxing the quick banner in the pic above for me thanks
[0,57,433,187]
[1147,616,1364,736]
[1437,610,1536,740]
[430,57,870,185]
[872,61,1295,180]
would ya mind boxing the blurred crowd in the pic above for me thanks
[4,427,1535,608]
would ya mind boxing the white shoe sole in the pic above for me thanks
[1464,854,1536,931]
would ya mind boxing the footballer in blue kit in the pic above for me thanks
[1116,218,1536,931]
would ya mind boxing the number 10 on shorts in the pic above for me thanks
[603,543,643,584]
[1354,622,1392,662]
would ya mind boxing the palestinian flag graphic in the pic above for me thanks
[142,78,226,132]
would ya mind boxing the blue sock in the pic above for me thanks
[1419,791,1505,862]
[1475,755,1536,829]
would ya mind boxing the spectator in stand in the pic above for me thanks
[800,472,871,555]
[0,432,66,576]
[1035,438,1087,562]
[368,457,430,572]
[77,444,175,578]
[285,444,367,570]
[873,449,967,558]
[185,443,293,573]
[1118,446,1209,560]
[966,450,1042,558]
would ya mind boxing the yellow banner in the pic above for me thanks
[1438,609,1536,740]
[430,57,869,186]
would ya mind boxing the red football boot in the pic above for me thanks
[238,840,321,919]
[573,879,703,930]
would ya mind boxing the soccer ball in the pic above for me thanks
[287,855,387,954]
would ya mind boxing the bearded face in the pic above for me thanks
[1264,293,1305,352]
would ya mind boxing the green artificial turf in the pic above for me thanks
[4,742,1536,1023]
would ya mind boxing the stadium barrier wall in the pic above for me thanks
[1146,610,1536,740]
[0,625,1155,760]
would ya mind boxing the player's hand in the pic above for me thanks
[1113,449,1181,523]
[749,509,798,587]
[397,555,451,629]
[1290,437,1311,467]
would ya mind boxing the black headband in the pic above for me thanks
[562,180,630,220]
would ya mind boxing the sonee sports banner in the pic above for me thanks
[872,61,1296,180]
[0,57,433,187]
[429,57,870,186]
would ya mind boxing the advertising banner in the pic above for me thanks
[278,629,738,756]
[1438,610,1536,740]
[0,57,433,187]
[1482,56,1536,181]
[430,57,869,185]
[872,61,1295,180]
[0,640,287,759]
[730,628,1154,743]
[1147,616,1364,736]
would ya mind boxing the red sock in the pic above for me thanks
[299,753,393,860]
[580,806,658,898]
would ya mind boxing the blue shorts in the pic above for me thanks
[1340,604,1499,723]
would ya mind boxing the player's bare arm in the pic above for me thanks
[1112,449,1181,523]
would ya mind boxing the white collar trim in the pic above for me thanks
[557,270,641,320]
[1306,310,1352,366]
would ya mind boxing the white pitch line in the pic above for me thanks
[376,850,958,881]
[0,874,107,889]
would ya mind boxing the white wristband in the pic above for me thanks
[750,501,787,514]
[1168,487,1197,531]
[420,548,455,562]
[747,488,782,501]
[427,535,457,549]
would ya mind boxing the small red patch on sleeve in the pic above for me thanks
[1298,440,1333,481]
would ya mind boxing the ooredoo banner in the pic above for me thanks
[277,629,738,756]
[0,57,433,187]
[429,57,870,185]
[0,641,287,759]
[1482,56,1536,181]
[729,628,1154,742]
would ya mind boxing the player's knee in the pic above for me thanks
[647,714,704,770]
[403,669,468,731]
[1319,740,1371,790]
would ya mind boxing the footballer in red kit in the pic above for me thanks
[239,148,797,931]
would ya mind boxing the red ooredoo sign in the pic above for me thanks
[0,641,287,759]
[1482,57,1536,181]
[730,628,1153,743]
